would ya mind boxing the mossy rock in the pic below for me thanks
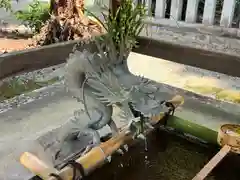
[0,81,40,100]
[184,85,222,95]
[216,90,240,104]
[0,77,59,100]
[184,84,240,104]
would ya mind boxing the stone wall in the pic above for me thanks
[0,40,96,79]
[1,35,240,80]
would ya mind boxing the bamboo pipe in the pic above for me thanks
[192,124,240,180]
[20,95,184,180]
[20,152,60,178]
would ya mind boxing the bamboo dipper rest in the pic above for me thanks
[192,123,240,180]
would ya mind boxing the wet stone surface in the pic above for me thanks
[0,64,65,113]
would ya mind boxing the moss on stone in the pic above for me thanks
[0,77,59,100]
[184,84,240,104]
[184,85,222,95]
[215,90,240,104]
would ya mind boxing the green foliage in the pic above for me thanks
[0,0,12,12]
[14,0,50,33]
[105,0,147,57]
[87,0,147,63]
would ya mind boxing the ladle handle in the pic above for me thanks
[192,145,231,180]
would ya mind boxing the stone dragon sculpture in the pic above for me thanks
[54,41,173,163]
[54,0,174,163]
[54,49,119,161]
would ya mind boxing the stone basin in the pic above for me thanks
[0,35,240,179]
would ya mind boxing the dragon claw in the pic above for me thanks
[145,122,154,129]
[137,133,146,140]
[122,144,129,152]
[106,156,112,163]
[116,148,124,155]
[108,119,119,137]
[116,144,129,155]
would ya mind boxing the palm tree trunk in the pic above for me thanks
[110,0,121,15]
[31,0,103,46]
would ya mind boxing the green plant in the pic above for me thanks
[88,0,147,63]
[0,0,12,12]
[14,0,50,33]
[107,0,146,60]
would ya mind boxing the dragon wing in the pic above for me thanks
[86,68,137,121]
[86,68,133,105]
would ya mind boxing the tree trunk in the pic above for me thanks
[110,0,121,15]
[31,0,104,46]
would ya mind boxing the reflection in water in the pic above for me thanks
[30,129,240,180]
[87,129,240,180]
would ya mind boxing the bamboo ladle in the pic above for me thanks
[192,123,240,180]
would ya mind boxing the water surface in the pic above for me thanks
[87,129,240,180]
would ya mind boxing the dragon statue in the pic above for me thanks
[54,41,173,164]
[54,0,174,165]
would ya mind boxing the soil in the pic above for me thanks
[0,37,33,53]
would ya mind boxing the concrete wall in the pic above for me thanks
[0,39,97,79]
[135,37,240,78]
[1,36,240,80]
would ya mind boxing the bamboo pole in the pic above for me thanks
[20,95,184,180]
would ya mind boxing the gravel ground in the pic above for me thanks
[2,63,65,82]
[0,37,33,54]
